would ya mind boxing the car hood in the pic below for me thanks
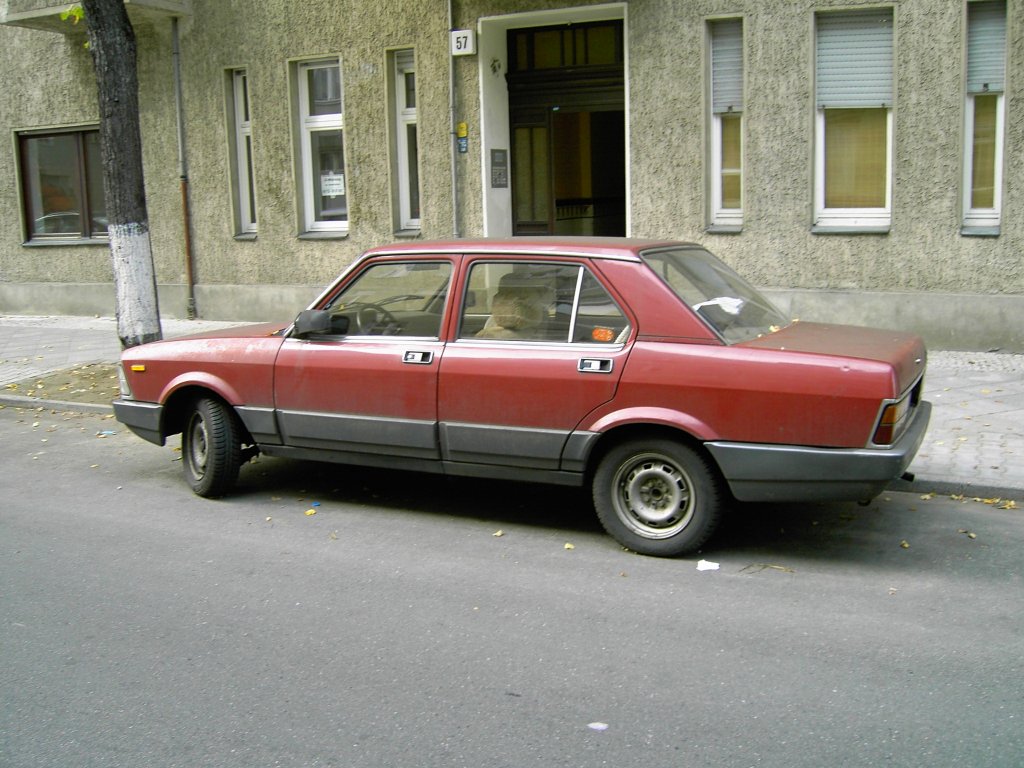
[160,321,290,343]
[741,321,927,393]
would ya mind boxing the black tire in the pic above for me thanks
[182,397,243,497]
[592,438,723,557]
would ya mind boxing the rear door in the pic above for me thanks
[438,258,633,470]
[274,258,454,461]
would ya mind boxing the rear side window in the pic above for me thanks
[641,247,790,343]
[459,261,630,343]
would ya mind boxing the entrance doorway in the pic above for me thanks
[507,21,626,236]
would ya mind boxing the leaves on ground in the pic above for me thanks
[7,364,120,405]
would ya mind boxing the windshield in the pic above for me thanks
[640,247,791,343]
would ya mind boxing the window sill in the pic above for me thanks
[961,225,1000,238]
[22,237,109,247]
[298,231,349,241]
[705,224,743,235]
[392,229,422,239]
[811,225,891,235]
[234,232,258,242]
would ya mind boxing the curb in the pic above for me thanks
[0,394,115,415]
[887,476,1020,502]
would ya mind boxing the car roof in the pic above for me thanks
[362,237,701,262]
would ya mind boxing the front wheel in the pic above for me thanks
[182,397,243,497]
[593,438,723,557]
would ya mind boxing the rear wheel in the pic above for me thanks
[182,397,243,497]
[593,438,723,557]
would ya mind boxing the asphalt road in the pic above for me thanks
[2,406,1022,768]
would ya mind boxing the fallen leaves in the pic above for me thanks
[923,493,1017,510]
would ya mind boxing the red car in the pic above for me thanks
[114,238,930,556]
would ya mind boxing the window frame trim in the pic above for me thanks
[230,69,257,235]
[707,17,745,229]
[17,125,108,244]
[813,107,894,231]
[962,92,1004,230]
[392,49,421,232]
[296,57,348,235]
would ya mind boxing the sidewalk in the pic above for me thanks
[1,314,1021,501]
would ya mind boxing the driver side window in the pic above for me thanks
[323,261,451,337]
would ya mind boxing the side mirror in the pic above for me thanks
[292,309,332,337]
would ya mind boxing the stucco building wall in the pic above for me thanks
[0,0,1021,350]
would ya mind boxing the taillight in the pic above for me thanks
[872,395,910,445]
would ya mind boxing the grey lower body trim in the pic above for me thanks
[277,409,439,460]
[440,421,569,469]
[707,401,932,503]
[258,444,583,487]
[112,399,165,446]
[235,405,281,445]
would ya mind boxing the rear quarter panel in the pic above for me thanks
[584,341,897,448]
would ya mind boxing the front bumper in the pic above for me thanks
[112,398,165,446]
[706,400,932,503]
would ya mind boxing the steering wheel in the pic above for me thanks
[353,303,400,335]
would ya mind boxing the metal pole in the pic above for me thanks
[172,16,196,319]
[448,0,461,238]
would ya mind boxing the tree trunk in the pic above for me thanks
[82,0,162,349]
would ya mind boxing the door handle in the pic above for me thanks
[403,350,434,365]
[578,358,613,374]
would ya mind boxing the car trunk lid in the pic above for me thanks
[741,321,926,394]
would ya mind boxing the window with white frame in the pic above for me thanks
[709,18,743,229]
[392,49,420,231]
[814,9,893,230]
[297,59,347,233]
[963,0,1006,232]
[231,69,257,234]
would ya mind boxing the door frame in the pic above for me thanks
[476,3,629,237]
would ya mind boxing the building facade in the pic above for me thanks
[1,0,1021,350]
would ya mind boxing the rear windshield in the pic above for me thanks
[640,247,791,344]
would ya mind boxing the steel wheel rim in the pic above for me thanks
[612,451,695,539]
[186,412,210,480]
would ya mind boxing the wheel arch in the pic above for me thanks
[161,385,253,444]
[583,422,727,490]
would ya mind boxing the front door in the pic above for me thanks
[273,259,453,461]
[508,21,626,236]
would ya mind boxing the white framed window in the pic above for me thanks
[963,1,1006,233]
[297,59,347,234]
[709,18,743,229]
[231,69,257,235]
[392,49,420,231]
[814,9,894,231]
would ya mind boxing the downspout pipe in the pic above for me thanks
[171,16,196,319]
[448,0,461,238]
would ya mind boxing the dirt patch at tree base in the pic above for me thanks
[4,363,121,406]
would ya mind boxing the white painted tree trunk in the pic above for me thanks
[109,222,161,347]
[83,0,163,349]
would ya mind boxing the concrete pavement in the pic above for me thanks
[1,314,1021,500]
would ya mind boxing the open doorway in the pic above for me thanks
[506,20,626,236]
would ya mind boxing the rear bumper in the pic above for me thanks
[707,400,932,503]
[112,398,165,446]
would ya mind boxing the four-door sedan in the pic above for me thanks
[114,238,930,556]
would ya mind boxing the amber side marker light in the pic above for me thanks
[130,365,146,372]
[873,396,910,445]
